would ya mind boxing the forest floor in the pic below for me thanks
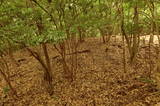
[1,36,160,106]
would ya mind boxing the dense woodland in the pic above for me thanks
[1,0,160,105]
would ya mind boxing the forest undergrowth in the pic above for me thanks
[1,36,160,106]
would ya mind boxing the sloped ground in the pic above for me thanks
[0,37,160,106]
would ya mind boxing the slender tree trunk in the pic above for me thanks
[122,35,126,73]
[42,43,53,84]
[130,2,140,64]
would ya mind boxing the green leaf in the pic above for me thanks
[3,86,10,94]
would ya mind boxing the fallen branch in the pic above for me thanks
[52,49,91,60]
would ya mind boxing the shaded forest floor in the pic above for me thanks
[1,37,160,106]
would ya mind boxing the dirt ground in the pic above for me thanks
[1,36,160,106]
